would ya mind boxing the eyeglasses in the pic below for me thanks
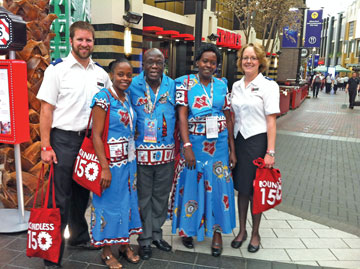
[242,56,258,62]
[144,60,164,67]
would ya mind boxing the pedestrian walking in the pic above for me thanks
[325,74,333,94]
[345,72,360,109]
[333,75,338,94]
[37,21,112,268]
[311,72,322,98]
[90,59,142,268]
[230,43,280,253]
[128,48,176,260]
[171,43,236,257]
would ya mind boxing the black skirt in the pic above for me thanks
[232,132,267,195]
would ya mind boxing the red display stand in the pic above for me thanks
[278,91,290,116]
[0,59,29,144]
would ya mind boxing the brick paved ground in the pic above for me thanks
[276,90,360,236]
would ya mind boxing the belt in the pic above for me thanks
[52,128,89,137]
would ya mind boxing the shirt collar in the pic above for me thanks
[241,72,264,89]
[66,51,95,69]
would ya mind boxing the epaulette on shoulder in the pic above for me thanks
[94,62,103,68]
[264,76,274,81]
[50,58,63,66]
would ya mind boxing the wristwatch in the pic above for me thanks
[266,150,275,157]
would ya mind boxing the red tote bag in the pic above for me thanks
[252,158,282,215]
[26,164,62,264]
[72,91,111,197]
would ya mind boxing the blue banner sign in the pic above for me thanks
[282,26,298,48]
[308,54,320,68]
[304,10,323,48]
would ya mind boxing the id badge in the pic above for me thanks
[206,116,218,139]
[143,118,157,143]
[128,137,135,162]
[109,143,124,158]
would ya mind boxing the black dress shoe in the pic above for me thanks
[211,242,222,257]
[247,243,260,253]
[139,245,152,260]
[152,239,172,252]
[231,231,247,249]
[182,237,194,249]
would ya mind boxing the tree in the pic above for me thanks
[222,0,305,54]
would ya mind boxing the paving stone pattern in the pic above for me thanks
[276,91,360,236]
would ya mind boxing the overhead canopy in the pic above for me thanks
[313,65,327,72]
[334,65,351,73]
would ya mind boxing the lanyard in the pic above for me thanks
[145,80,161,115]
[196,74,213,107]
[110,86,134,132]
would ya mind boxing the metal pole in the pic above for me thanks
[194,0,204,71]
[9,50,25,224]
[296,7,306,84]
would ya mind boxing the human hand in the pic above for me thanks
[264,154,275,169]
[100,167,112,190]
[229,151,237,170]
[184,147,196,170]
[41,150,58,164]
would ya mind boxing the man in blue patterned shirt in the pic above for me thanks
[129,48,176,260]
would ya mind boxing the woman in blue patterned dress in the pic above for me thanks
[171,44,237,257]
[91,59,142,269]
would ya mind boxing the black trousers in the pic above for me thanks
[313,82,321,97]
[325,83,332,93]
[349,88,357,108]
[44,128,90,266]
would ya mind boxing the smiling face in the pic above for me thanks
[143,50,165,84]
[241,46,260,77]
[111,62,133,92]
[197,51,217,81]
[70,29,94,60]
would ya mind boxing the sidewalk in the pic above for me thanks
[1,89,360,269]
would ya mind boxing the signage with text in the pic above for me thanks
[216,29,241,49]
[304,10,323,48]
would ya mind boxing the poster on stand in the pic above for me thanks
[0,69,11,135]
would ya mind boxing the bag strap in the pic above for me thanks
[32,164,45,208]
[44,164,56,209]
[87,90,111,144]
[187,75,190,89]
[253,157,266,168]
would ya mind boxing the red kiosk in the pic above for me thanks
[0,8,29,232]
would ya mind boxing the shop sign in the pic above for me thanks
[216,29,241,49]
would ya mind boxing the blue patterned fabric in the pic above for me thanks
[171,75,235,241]
[90,88,142,246]
[128,71,176,165]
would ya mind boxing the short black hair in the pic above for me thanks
[195,43,221,66]
[108,58,132,73]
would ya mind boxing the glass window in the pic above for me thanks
[216,0,234,30]
[144,0,184,15]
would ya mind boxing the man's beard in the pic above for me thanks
[72,44,93,59]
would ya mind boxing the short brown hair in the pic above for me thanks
[237,43,269,74]
[70,21,95,40]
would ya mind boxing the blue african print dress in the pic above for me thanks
[90,88,142,246]
[171,75,235,241]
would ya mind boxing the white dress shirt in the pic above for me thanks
[37,53,111,131]
[231,73,280,139]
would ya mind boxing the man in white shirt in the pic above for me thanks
[37,21,111,268]
[325,74,333,94]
